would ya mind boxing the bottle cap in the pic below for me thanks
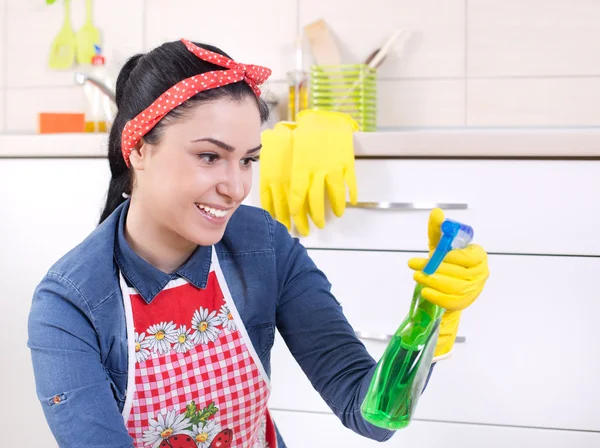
[91,44,105,66]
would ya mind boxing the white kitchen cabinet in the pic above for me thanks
[270,250,600,432]
[271,409,600,448]
[2,148,598,447]
[246,159,600,256]
[0,158,111,448]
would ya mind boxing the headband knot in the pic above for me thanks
[121,38,272,167]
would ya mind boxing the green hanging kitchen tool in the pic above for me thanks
[48,0,76,70]
[76,0,101,65]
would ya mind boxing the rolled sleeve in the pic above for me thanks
[28,272,134,448]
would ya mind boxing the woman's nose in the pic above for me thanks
[217,165,246,202]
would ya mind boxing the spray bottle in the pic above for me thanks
[360,218,474,430]
[83,45,114,132]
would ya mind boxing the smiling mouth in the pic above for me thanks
[195,203,229,218]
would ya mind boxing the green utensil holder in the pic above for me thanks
[309,64,377,132]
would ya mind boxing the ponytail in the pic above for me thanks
[98,121,131,223]
[98,54,144,224]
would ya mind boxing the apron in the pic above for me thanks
[120,247,277,448]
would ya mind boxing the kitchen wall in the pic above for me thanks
[1,0,599,133]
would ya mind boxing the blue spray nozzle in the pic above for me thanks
[423,219,474,275]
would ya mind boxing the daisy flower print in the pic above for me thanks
[191,420,221,448]
[191,307,221,345]
[134,332,151,363]
[142,409,192,448]
[146,321,178,355]
[174,325,195,354]
[218,304,237,332]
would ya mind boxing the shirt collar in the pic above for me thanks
[114,200,212,304]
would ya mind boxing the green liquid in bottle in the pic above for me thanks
[360,284,444,430]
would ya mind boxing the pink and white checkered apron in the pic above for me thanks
[119,247,277,448]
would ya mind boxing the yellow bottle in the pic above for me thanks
[85,120,107,133]
[84,45,112,133]
[287,70,308,121]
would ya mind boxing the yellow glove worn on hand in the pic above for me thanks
[259,122,297,231]
[408,208,490,359]
[289,109,359,236]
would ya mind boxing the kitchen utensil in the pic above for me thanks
[303,19,342,66]
[76,0,101,65]
[332,29,402,109]
[365,29,403,70]
[48,0,76,70]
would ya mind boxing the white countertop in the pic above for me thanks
[1,128,599,158]
[353,127,600,158]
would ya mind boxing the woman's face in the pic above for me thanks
[130,96,262,247]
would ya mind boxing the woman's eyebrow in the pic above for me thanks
[191,137,235,152]
[192,138,261,154]
[246,144,262,155]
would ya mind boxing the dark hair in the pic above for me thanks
[98,40,270,224]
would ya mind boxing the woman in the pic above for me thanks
[28,38,489,448]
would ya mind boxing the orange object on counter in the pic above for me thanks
[38,113,85,134]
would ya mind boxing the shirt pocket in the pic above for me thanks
[104,367,127,412]
[246,323,275,373]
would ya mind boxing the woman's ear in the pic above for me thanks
[129,139,148,171]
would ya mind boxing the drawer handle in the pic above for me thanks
[347,202,468,210]
[355,330,467,344]
[355,330,393,342]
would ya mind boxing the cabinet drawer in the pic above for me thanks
[247,160,600,256]
[269,250,600,432]
[270,410,600,448]
[0,159,112,448]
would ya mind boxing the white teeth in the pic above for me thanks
[197,204,227,218]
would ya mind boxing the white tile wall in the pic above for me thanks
[1,0,599,133]
[6,0,144,88]
[467,78,600,126]
[6,1,71,88]
[6,87,87,133]
[378,80,465,128]
[468,0,600,77]
[86,0,145,69]
[3,0,142,133]
[144,0,297,81]
[0,0,5,132]
[0,90,4,133]
[300,0,466,78]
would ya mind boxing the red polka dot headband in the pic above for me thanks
[121,38,272,167]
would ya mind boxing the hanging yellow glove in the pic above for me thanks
[408,208,490,360]
[259,122,297,231]
[289,109,359,236]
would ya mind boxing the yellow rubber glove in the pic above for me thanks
[259,122,297,231]
[408,208,490,360]
[289,109,359,236]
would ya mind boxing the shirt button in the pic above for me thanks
[53,395,61,404]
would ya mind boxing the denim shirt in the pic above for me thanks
[28,200,432,447]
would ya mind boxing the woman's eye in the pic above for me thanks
[241,156,259,167]
[198,153,219,163]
